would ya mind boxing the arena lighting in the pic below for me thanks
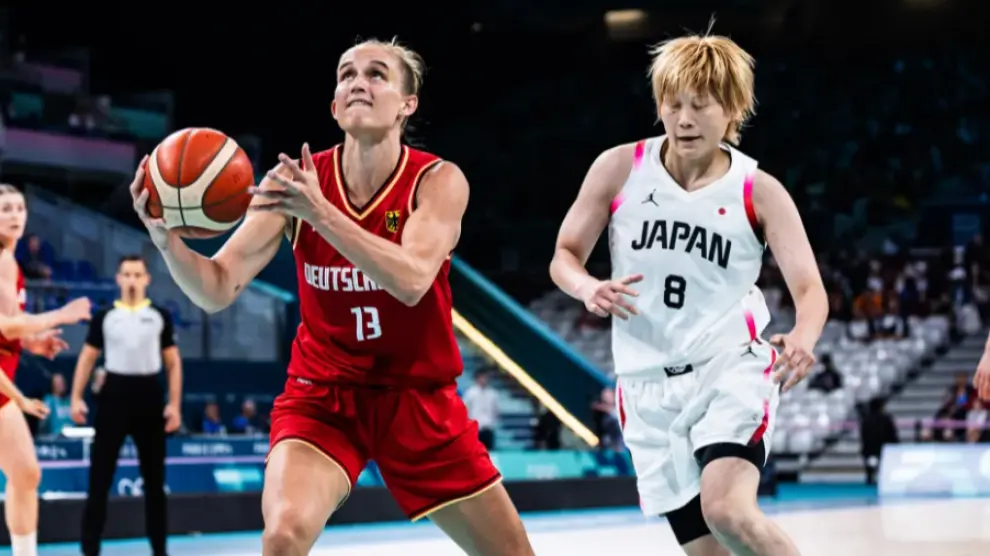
[450,309,600,448]
[604,9,647,26]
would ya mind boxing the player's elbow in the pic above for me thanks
[396,283,430,307]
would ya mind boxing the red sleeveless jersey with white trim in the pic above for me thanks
[287,144,462,386]
[0,265,26,375]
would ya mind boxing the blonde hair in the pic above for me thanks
[0,184,21,196]
[352,37,426,97]
[648,33,756,145]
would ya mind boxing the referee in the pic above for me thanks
[69,254,183,556]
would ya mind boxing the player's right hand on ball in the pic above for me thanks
[579,274,643,320]
[59,297,92,324]
[70,398,88,425]
[129,155,172,250]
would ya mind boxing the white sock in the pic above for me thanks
[10,532,37,556]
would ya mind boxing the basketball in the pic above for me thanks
[143,127,255,239]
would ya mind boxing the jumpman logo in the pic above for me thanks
[741,338,762,358]
[642,189,659,206]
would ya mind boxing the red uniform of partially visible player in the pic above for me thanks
[128,39,533,555]
[0,183,91,556]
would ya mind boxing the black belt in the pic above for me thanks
[663,364,694,378]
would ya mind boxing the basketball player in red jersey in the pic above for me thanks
[0,184,92,556]
[127,39,533,555]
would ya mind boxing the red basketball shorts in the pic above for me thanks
[268,375,502,521]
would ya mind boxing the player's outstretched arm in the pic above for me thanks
[131,161,290,314]
[311,161,468,306]
[0,257,91,339]
[551,144,642,320]
[754,171,829,391]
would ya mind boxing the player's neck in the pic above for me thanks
[661,144,730,190]
[341,135,403,199]
[118,295,147,308]
[0,238,17,252]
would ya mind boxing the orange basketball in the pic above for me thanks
[143,127,255,239]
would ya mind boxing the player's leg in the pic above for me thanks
[690,344,799,556]
[130,396,168,556]
[376,385,533,556]
[0,401,42,556]
[616,376,722,554]
[665,496,730,556]
[427,482,531,556]
[262,378,366,556]
[81,391,129,556]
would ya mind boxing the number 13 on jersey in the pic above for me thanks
[350,306,382,341]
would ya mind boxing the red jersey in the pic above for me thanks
[0,264,26,377]
[287,144,463,387]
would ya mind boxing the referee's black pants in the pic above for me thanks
[81,372,167,556]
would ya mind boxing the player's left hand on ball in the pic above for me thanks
[249,143,327,223]
[769,331,817,393]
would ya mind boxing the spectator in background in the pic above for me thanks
[874,295,906,339]
[230,399,260,435]
[847,305,874,342]
[808,353,843,394]
[201,402,226,436]
[40,373,72,436]
[966,399,988,444]
[591,387,623,451]
[531,400,561,450]
[921,373,977,442]
[860,398,898,485]
[17,234,53,280]
[463,371,499,451]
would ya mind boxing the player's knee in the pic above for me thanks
[6,459,41,490]
[262,506,320,554]
[699,493,756,541]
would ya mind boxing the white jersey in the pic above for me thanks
[609,136,770,376]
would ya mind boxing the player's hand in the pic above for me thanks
[23,329,69,360]
[17,396,49,419]
[57,297,92,325]
[769,330,818,393]
[974,352,990,401]
[70,398,88,425]
[129,155,173,251]
[577,274,643,320]
[249,143,329,224]
[163,402,182,433]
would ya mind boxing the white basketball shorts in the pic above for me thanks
[616,339,779,516]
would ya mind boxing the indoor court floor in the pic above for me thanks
[10,486,990,555]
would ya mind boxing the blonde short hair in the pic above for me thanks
[648,34,756,145]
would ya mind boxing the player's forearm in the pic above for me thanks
[550,248,598,301]
[70,351,97,402]
[790,281,829,340]
[164,351,183,406]
[159,235,235,313]
[0,309,73,339]
[312,205,431,306]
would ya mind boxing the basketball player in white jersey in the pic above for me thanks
[551,34,827,556]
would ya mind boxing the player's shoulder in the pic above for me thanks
[90,306,112,323]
